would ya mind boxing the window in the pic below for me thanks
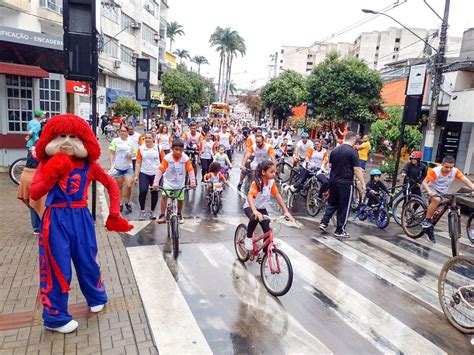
[142,24,158,45]
[103,35,119,58]
[121,45,135,65]
[6,75,33,133]
[39,78,61,117]
[143,53,158,73]
[159,46,165,61]
[281,49,284,54]
[307,62,313,65]
[144,1,159,17]
[102,4,119,22]
[121,13,136,35]
[395,38,401,43]
[108,77,134,92]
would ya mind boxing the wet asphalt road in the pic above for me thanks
[98,135,474,354]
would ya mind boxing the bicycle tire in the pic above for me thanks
[391,195,404,226]
[438,255,474,334]
[234,224,250,262]
[306,186,321,217]
[356,204,369,221]
[276,162,292,184]
[351,185,362,212]
[212,193,221,215]
[170,215,180,258]
[105,132,114,142]
[9,158,27,185]
[466,213,474,244]
[260,248,293,297]
[448,212,461,257]
[401,198,427,238]
[376,209,390,229]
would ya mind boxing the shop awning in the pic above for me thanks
[0,62,49,78]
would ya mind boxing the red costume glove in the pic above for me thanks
[105,213,134,232]
[42,153,74,182]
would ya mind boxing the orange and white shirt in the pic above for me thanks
[157,133,172,150]
[244,179,278,209]
[158,153,194,190]
[305,147,328,171]
[199,139,216,160]
[137,144,164,175]
[216,132,233,150]
[248,143,275,168]
[204,172,225,184]
[245,134,256,152]
[182,132,202,148]
[425,166,464,194]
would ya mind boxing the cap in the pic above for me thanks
[34,110,44,117]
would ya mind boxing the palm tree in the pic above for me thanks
[166,21,184,52]
[191,55,209,75]
[209,27,246,102]
[173,49,190,64]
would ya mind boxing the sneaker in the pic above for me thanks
[33,230,40,235]
[120,204,124,212]
[139,211,147,221]
[149,211,156,220]
[334,231,350,239]
[426,229,436,243]
[157,215,166,224]
[421,219,433,229]
[125,203,132,214]
[178,214,185,224]
[237,182,242,191]
[244,237,253,251]
[319,223,328,232]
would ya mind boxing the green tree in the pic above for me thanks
[166,21,185,52]
[307,52,383,123]
[173,49,190,64]
[260,70,307,127]
[240,94,263,117]
[112,96,142,117]
[191,55,209,74]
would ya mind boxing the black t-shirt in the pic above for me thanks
[329,144,359,183]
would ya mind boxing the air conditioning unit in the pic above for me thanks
[114,60,121,68]
[154,33,160,41]
[130,22,141,29]
[132,52,139,58]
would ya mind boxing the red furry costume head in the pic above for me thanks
[35,114,101,162]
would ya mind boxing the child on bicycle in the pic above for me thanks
[243,160,293,251]
[204,162,227,193]
[152,139,196,224]
[366,169,390,207]
[213,144,232,169]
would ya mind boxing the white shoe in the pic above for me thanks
[90,304,105,313]
[45,320,79,333]
[244,237,253,251]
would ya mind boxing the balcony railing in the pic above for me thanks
[39,0,63,14]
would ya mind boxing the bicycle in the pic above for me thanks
[205,181,224,216]
[353,191,391,229]
[306,171,330,217]
[387,180,424,226]
[234,216,294,296]
[104,125,118,142]
[351,178,363,213]
[156,186,191,258]
[9,157,27,185]
[275,154,292,184]
[401,193,472,256]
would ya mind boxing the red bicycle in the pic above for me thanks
[234,216,293,296]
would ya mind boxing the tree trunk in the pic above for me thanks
[225,54,233,103]
[217,53,224,102]
[198,64,201,75]
[170,39,173,52]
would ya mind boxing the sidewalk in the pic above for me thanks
[0,173,157,354]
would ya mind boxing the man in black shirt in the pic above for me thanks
[320,131,366,238]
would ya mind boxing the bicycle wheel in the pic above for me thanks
[260,248,293,297]
[466,213,474,244]
[376,209,390,229]
[401,198,426,238]
[356,204,369,221]
[306,186,321,217]
[351,185,362,212]
[448,212,461,257]
[212,193,221,215]
[391,196,405,226]
[289,167,301,185]
[9,158,26,185]
[276,162,292,184]
[234,224,250,262]
[170,215,180,258]
[105,131,114,142]
[438,255,474,334]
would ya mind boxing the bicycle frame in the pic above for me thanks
[252,229,279,273]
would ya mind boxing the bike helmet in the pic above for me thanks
[370,169,382,176]
[301,132,310,138]
[410,150,422,160]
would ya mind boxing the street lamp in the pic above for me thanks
[361,9,438,53]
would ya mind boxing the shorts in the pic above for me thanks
[111,167,134,177]
[162,189,185,201]
[359,159,367,170]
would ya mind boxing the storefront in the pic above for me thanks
[0,26,66,167]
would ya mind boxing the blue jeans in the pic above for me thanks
[30,207,40,232]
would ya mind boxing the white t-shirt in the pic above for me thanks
[110,138,136,170]
[158,133,172,150]
[296,139,313,159]
[217,132,232,149]
[138,144,161,176]
[127,132,141,159]
[200,139,215,160]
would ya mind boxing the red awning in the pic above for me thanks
[0,62,49,78]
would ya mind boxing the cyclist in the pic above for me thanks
[204,162,227,195]
[366,169,390,207]
[270,131,280,147]
[275,138,289,159]
[152,139,196,224]
[421,155,474,232]
[213,144,232,169]
[243,160,293,251]
[293,132,313,167]
[400,150,426,197]
[215,124,234,161]
[241,134,275,172]
[245,127,263,152]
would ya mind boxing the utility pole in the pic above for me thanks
[273,51,278,78]
[423,0,450,161]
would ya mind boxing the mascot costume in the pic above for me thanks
[31,114,133,333]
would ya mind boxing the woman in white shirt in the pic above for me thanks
[134,132,162,220]
[109,125,136,213]
[157,125,172,154]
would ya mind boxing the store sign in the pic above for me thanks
[66,80,90,95]
[0,26,63,50]
[406,64,427,96]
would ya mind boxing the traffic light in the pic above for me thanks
[403,95,423,125]
[63,0,98,82]
[135,58,150,102]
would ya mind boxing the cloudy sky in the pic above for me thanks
[168,0,474,89]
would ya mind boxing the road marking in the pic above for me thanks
[279,240,446,355]
[127,245,212,354]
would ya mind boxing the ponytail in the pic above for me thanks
[254,159,275,191]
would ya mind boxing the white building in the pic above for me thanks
[280,42,353,75]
